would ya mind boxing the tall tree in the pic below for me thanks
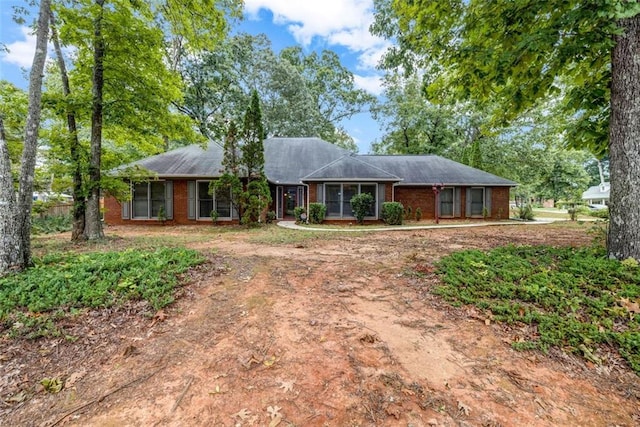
[0,0,51,275]
[242,89,265,180]
[50,10,86,240]
[372,0,640,260]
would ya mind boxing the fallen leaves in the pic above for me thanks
[277,379,295,393]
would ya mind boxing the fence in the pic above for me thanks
[37,202,73,217]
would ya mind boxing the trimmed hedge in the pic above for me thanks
[308,203,326,224]
[382,202,404,225]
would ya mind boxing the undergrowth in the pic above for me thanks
[0,247,205,339]
[435,245,640,373]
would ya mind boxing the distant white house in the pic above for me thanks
[582,182,609,206]
[33,192,73,202]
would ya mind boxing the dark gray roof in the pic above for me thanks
[263,137,349,184]
[303,154,401,181]
[111,138,516,187]
[113,143,225,177]
[358,155,517,186]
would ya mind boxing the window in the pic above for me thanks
[323,183,378,218]
[196,181,232,219]
[133,181,168,219]
[469,187,484,216]
[440,188,454,217]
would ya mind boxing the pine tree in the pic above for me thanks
[241,89,265,180]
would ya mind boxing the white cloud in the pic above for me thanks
[244,0,389,72]
[353,74,383,96]
[1,26,38,68]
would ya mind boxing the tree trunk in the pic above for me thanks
[85,0,105,240]
[1,0,52,275]
[608,14,640,260]
[0,116,19,274]
[50,11,87,241]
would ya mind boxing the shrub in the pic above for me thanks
[404,205,413,220]
[293,206,306,223]
[210,210,219,223]
[415,207,422,221]
[517,204,534,221]
[265,210,276,223]
[382,202,404,225]
[308,203,326,224]
[589,208,609,219]
[350,193,374,224]
[241,178,271,226]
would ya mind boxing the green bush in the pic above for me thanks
[415,207,422,221]
[293,206,306,223]
[350,193,374,224]
[265,210,276,223]
[241,178,271,226]
[517,204,535,221]
[382,202,404,225]
[404,205,413,220]
[589,208,609,219]
[308,203,326,224]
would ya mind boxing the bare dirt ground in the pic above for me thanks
[1,222,639,427]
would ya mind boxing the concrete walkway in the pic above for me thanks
[276,219,555,232]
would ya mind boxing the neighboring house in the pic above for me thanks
[104,137,516,225]
[582,182,610,206]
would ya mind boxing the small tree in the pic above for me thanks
[240,178,271,226]
[350,193,374,224]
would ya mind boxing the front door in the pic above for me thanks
[285,186,297,217]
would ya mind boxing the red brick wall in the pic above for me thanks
[492,187,510,220]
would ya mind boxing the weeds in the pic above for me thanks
[434,245,640,373]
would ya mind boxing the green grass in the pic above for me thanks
[434,245,640,373]
[0,247,205,339]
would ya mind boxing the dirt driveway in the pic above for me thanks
[1,222,639,426]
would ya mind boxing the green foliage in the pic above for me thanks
[415,207,422,221]
[210,210,219,223]
[240,177,271,226]
[242,89,266,179]
[31,215,72,235]
[212,173,242,217]
[589,208,610,219]
[265,210,276,224]
[0,247,205,338]
[293,206,306,223]
[350,193,374,224]
[308,203,327,224]
[404,205,412,221]
[516,204,535,221]
[381,202,404,225]
[434,245,640,373]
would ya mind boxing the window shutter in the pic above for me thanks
[465,188,472,217]
[454,187,461,217]
[165,181,173,219]
[378,184,385,217]
[485,187,492,217]
[187,181,196,220]
[121,200,130,219]
[316,184,323,202]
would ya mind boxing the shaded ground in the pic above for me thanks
[1,222,639,426]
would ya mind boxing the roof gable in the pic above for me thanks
[303,154,401,181]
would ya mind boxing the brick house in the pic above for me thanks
[104,137,516,225]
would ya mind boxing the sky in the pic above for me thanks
[0,0,391,153]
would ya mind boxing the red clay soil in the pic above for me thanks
[1,223,639,427]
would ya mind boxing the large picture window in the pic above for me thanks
[133,181,168,219]
[197,181,232,219]
[323,183,378,218]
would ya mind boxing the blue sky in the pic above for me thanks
[0,0,390,153]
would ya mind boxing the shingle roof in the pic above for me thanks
[263,137,349,184]
[303,154,401,181]
[112,143,225,177]
[359,155,517,186]
[111,137,516,187]
[582,183,610,200]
